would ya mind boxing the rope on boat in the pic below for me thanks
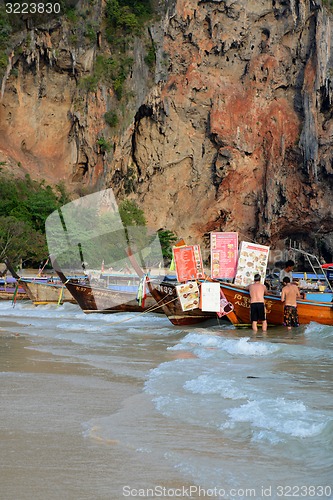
[37,258,49,277]
[57,287,64,307]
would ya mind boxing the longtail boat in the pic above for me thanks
[127,249,237,326]
[53,262,164,315]
[219,282,333,327]
[145,277,220,326]
[5,260,76,305]
[127,249,333,327]
[0,277,27,301]
[16,278,76,305]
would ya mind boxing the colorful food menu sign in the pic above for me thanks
[173,245,204,282]
[234,241,270,287]
[176,282,200,311]
[210,232,238,279]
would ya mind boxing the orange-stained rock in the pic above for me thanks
[108,0,333,258]
[0,0,332,260]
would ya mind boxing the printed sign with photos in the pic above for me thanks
[173,245,204,282]
[210,232,238,279]
[234,241,270,287]
[176,281,200,311]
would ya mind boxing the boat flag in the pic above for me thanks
[11,283,19,307]
[137,274,147,307]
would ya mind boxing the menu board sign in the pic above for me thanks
[173,245,204,282]
[210,232,238,279]
[200,282,221,312]
[234,241,270,287]
[176,282,200,311]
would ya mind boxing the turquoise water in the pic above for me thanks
[0,301,332,499]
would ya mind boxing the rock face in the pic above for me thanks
[109,0,333,258]
[0,10,151,188]
[1,0,333,258]
[0,22,103,185]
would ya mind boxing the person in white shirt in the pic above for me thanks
[279,260,295,285]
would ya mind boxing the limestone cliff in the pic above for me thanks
[109,0,333,258]
[1,0,333,258]
[0,0,152,188]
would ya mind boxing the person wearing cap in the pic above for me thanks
[247,274,268,332]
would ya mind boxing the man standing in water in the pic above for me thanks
[281,276,301,329]
[247,274,268,333]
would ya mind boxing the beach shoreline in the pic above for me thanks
[0,313,215,500]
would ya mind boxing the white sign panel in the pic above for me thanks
[200,282,221,312]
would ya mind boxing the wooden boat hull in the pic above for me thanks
[4,259,74,305]
[19,280,76,305]
[126,250,236,326]
[0,287,27,300]
[60,280,163,314]
[146,279,221,326]
[52,262,164,314]
[220,283,333,326]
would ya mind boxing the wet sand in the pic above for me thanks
[0,327,213,500]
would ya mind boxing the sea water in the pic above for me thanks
[0,300,332,500]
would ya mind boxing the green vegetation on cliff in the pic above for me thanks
[0,174,70,267]
[0,7,12,74]
[322,0,333,9]
[105,0,152,37]
[157,230,178,262]
[0,0,155,84]
[0,174,175,269]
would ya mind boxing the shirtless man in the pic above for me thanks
[247,274,268,333]
[281,276,301,329]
